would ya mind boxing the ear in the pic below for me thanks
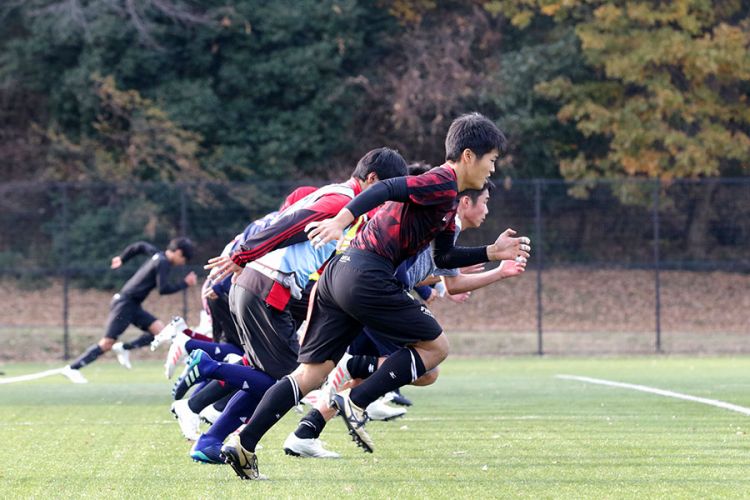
[366,172,379,184]
[461,149,475,163]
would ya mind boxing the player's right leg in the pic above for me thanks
[63,296,133,382]
[221,362,334,479]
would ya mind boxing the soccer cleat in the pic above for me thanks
[111,342,132,369]
[190,434,224,464]
[366,398,407,421]
[151,316,188,351]
[199,404,222,425]
[61,365,88,384]
[194,310,213,337]
[283,433,340,459]
[300,388,326,408]
[172,349,215,400]
[220,434,265,480]
[171,399,201,441]
[326,352,353,393]
[331,388,373,453]
[387,389,413,407]
[164,331,190,379]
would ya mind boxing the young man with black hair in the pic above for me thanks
[61,238,197,383]
[219,112,532,480]
[180,148,408,463]
[284,179,528,457]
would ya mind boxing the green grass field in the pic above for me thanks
[2,357,750,499]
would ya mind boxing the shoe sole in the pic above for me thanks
[220,449,251,480]
[220,449,266,480]
[371,412,406,422]
[191,451,222,464]
[284,446,340,459]
[332,395,374,454]
[390,399,412,407]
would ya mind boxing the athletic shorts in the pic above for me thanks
[229,270,301,380]
[104,295,157,339]
[349,329,400,357]
[299,248,442,364]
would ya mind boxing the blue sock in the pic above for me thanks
[204,383,273,442]
[212,363,275,393]
[185,339,243,360]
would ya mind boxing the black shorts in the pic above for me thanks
[299,248,442,365]
[104,295,157,339]
[229,270,300,380]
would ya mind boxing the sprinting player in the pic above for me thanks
[218,112,531,480]
[158,186,319,378]
[61,238,197,384]
[178,148,408,463]
[284,180,528,457]
[163,187,318,438]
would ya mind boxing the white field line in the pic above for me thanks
[0,367,64,385]
[556,374,750,416]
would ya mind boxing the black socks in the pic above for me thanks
[69,344,104,370]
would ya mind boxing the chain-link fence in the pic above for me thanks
[1,178,748,360]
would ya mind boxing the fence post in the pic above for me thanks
[653,180,662,353]
[534,179,544,356]
[61,183,70,360]
[180,185,189,320]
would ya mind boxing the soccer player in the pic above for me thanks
[219,112,531,480]
[61,238,197,384]
[164,186,318,438]
[284,179,528,457]
[181,148,408,463]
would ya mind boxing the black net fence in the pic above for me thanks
[1,177,748,360]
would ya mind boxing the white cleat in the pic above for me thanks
[111,342,132,369]
[300,389,326,408]
[326,352,353,393]
[193,310,213,337]
[61,365,88,384]
[151,316,188,351]
[164,332,190,379]
[283,433,340,458]
[199,404,222,425]
[366,397,407,421]
[171,399,201,441]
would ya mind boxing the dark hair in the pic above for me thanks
[458,180,495,204]
[407,162,432,176]
[445,112,508,162]
[352,147,408,181]
[167,237,194,261]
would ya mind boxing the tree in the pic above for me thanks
[518,0,750,181]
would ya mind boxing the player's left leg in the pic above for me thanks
[111,309,162,369]
[64,297,134,380]
[191,384,272,464]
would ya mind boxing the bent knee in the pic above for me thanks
[292,362,334,394]
[98,338,115,351]
[412,366,440,386]
[433,333,450,361]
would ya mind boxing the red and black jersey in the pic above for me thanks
[231,179,362,267]
[351,165,459,266]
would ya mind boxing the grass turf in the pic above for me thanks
[1,357,749,498]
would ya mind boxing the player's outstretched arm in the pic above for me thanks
[487,229,531,262]
[305,208,355,249]
[443,258,527,295]
[204,255,242,287]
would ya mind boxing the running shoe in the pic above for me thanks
[331,388,373,453]
[283,433,340,459]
